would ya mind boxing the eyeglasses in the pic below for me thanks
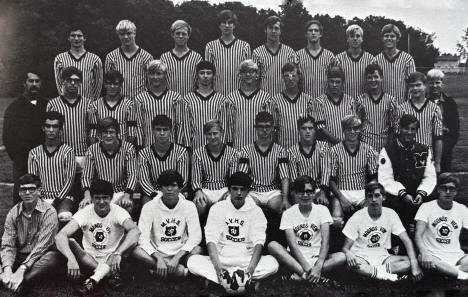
[255,125,273,130]
[345,125,362,132]
[296,190,315,196]
[19,186,38,192]
[439,185,457,193]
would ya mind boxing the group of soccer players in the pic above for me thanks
[0,9,463,296]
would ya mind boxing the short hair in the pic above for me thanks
[24,72,41,83]
[103,70,124,85]
[427,69,445,81]
[364,63,383,77]
[281,62,300,75]
[291,175,316,192]
[61,66,83,80]
[227,172,252,189]
[218,10,238,26]
[151,115,172,129]
[171,20,191,35]
[255,111,274,125]
[304,19,323,33]
[196,61,216,75]
[327,65,345,81]
[365,182,386,196]
[438,173,460,188]
[346,24,363,38]
[44,111,65,129]
[407,72,427,84]
[98,117,120,134]
[264,15,282,29]
[297,116,316,130]
[147,60,168,74]
[399,114,420,129]
[341,114,362,131]
[203,119,224,134]
[69,28,85,37]
[158,169,184,188]
[18,173,41,188]
[381,24,401,39]
[90,179,114,197]
[115,19,136,33]
[239,59,259,74]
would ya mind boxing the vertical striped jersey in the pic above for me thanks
[28,144,76,201]
[160,50,203,96]
[105,47,153,99]
[335,51,375,98]
[356,92,397,152]
[223,89,271,148]
[192,144,239,191]
[138,143,189,196]
[81,140,137,193]
[88,96,140,144]
[205,38,251,95]
[54,51,103,100]
[287,141,329,187]
[182,91,226,150]
[395,100,443,147]
[238,142,289,192]
[374,51,416,104]
[327,142,378,191]
[252,43,297,96]
[315,94,356,141]
[296,48,336,98]
[47,95,92,156]
[135,90,185,147]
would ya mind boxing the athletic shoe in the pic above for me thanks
[78,278,98,295]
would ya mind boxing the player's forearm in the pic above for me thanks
[400,233,419,263]
[115,228,140,255]
[433,139,443,168]
[207,242,222,272]
[281,178,289,202]
[55,233,77,262]
[320,128,340,145]
[247,244,263,274]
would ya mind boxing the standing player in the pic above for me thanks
[415,174,468,279]
[187,172,279,292]
[160,20,202,96]
[375,24,416,103]
[183,61,226,150]
[296,20,336,99]
[28,111,76,223]
[55,179,140,294]
[336,24,375,98]
[136,60,185,147]
[88,70,140,147]
[341,182,422,281]
[427,69,460,172]
[268,176,344,282]
[132,170,202,278]
[252,16,296,96]
[205,10,251,95]
[105,20,153,99]
[192,120,239,216]
[356,64,397,152]
[138,115,189,204]
[223,60,271,148]
[54,28,103,100]
[395,72,443,173]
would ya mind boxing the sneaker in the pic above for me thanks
[107,274,123,290]
[78,278,98,295]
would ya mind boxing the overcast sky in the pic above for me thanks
[175,0,468,54]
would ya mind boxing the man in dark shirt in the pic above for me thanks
[3,72,48,203]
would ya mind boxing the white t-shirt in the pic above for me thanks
[73,204,131,258]
[280,204,333,258]
[415,200,468,254]
[343,207,405,254]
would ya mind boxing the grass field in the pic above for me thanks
[0,74,466,296]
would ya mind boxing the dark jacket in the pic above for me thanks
[431,92,459,150]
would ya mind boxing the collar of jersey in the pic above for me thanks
[60,95,82,107]
[205,144,226,162]
[119,47,141,61]
[305,47,323,60]
[151,143,174,161]
[254,141,273,157]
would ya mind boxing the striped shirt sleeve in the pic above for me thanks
[138,151,157,197]
[125,145,138,192]
[191,151,203,191]
[177,149,189,189]
[54,55,64,95]
[81,148,95,190]
[91,58,103,99]
[56,148,76,200]
[1,209,18,268]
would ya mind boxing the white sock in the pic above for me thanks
[375,266,398,281]
[456,267,468,280]
[90,263,111,283]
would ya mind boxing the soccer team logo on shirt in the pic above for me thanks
[225,218,245,242]
[432,216,458,244]
[160,218,182,242]
[362,226,387,248]
[89,223,111,249]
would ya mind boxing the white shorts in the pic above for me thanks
[75,156,86,174]
[249,190,281,206]
[203,188,228,204]
[90,252,113,264]
[341,190,365,206]
[428,250,466,267]
[355,250,391,267]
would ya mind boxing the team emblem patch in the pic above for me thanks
[92,228,108,245]
[165,225,177,237]
[298,229,312,241]
[437,223,452,238]
[228,225,240,237]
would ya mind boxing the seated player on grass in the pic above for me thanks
[55,179,140,294]
[341,182,422,281]
[0,174,60,295]
[268,175,345,282]
[415,173,468,280]
[187,172,279,294]
[132,170,202,278]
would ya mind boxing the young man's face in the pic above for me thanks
[366,188,385,209]
[117,29,136,46]
[43,119,61,141]
[161,181,181,204]
[68,30,86,48]
[305,24,322,43]
[282,69,299,90]
[103,80,122,97]
[205,126,223,147]
[408,80,427,99]
[255,120,274,141]
[229,185,249,205]
[347,31,363,49]
[428,79,443,97]
[19,183,40,205]
[92,194,112,217]
[172,27,189,47]
[147,70,167,89]
[299,121,316,143]
[101,127,119,145]
[239,68,259,85]
[366,70,383,91]
[266,21,281,42]
[382,32,398,50]
[327,77,343,96]
[294,183,315,207]
[197,69,214,88]
[219,19,235,36]
[153,125,172,145]
[399,122,418,145]
[63,74,82,96]
[437,182,457,204]
[24,73,42,95]
[343,122,361,143]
